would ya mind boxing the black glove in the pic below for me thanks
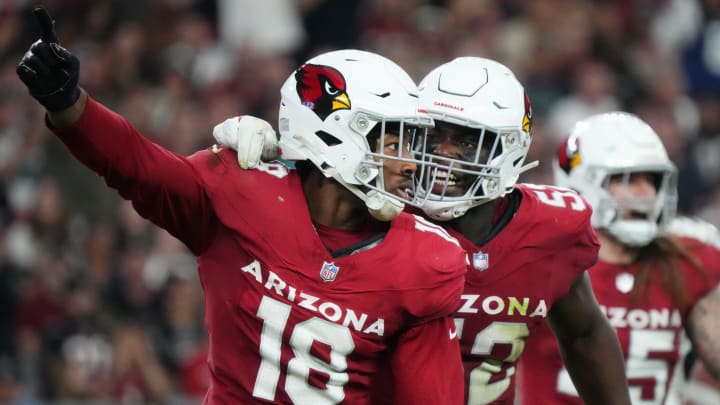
[16,7,80,112]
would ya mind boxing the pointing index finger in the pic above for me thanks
[33,7,59,44]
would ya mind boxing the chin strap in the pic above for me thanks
[607,220,658,247]
[518,160,539,176]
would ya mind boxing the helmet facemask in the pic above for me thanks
[413,57,536,221]
[413,119,535,221]
[352,115,433,215]
[595,167,678,247]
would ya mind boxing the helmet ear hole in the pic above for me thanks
[366,125,381,153]
[483,130,500,161]
[316,131,342,147]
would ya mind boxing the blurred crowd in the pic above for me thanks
[1,0,720,403]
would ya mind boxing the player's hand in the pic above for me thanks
[213,116,279,169]
[16,7,81,112]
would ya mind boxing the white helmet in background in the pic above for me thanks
[553,112,678,246]
[415,57,536,221]
[278,49,433,220]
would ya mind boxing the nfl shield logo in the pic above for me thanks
[320,261,340,282]
[472,252,489,271]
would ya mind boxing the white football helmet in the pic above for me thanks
[415,57,536,221]
[553,112,678,246]
[278,49,433,220]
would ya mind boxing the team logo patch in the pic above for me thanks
[296,64,350,121]
[522,91,533,134]
[557,133,582,174]
[615,272,634,293]
[320,261,340,282]
[472,252,489,271]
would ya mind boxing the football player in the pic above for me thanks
[16,7,470,404]
[400,57,631,405]
[215,57,632,405]
[517,112,720,404]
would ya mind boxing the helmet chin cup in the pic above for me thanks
[422,199,473,221]
[607,220,658,247]
[366,190,404,221]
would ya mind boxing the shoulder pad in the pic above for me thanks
[668,217,720,250]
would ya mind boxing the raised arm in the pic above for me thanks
[548,272,632,405]
[16,7,217,254]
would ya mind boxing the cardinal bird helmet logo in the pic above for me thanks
[522,91,533,134]
[557,133,582,174]
[295,64,351,121]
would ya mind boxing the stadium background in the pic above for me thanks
[0,0,719,403]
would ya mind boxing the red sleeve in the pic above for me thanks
[372,316,464,405]
[548,206,600,304]
[48,96,217,254]
[571,213,600,272]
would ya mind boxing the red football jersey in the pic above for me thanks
[517,220,720,405]
[447,184,599,405]
[51,98,469,404]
